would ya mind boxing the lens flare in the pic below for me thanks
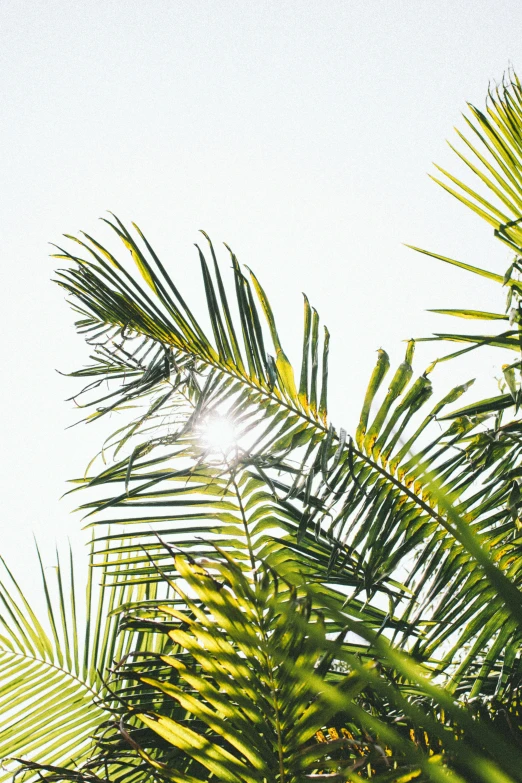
[200,415,237,456]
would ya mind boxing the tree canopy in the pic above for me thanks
[2,72,522,783]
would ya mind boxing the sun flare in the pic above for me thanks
[200,415,238,456]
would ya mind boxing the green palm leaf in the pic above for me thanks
[391,71,522,694]
[0,545,169,782]
[306,487,522,782]
[106,550,373,783]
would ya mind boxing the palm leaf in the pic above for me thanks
[0,544,169,782]
[306,489,522,782]
[102,550,375,783]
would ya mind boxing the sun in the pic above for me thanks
[199,414,238,458]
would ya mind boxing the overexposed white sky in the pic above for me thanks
[1,0,520,600]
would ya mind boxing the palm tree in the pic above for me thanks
[2,71,522,782]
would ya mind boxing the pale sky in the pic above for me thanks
[2,0,521,601]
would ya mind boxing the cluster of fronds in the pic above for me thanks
[3,72,522,783]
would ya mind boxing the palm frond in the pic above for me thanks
[54,216,330,429]
[0,544,169,782]
[90,550,379,783]
[307,490,522,783]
